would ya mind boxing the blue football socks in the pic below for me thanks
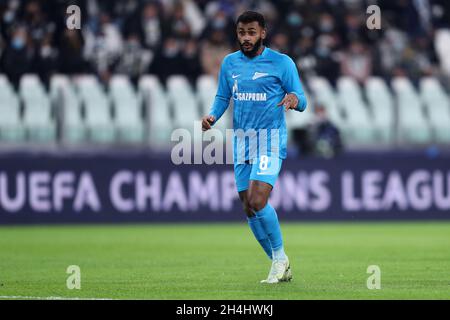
[255,203,287,261]
[247,215,273,259]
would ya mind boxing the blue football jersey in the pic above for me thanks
[209,47,307,162]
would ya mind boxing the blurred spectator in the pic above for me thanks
[132,1,164,50]
[83,13,123,82]
[23,0,56,46]
[1,26,34,89]
[200,28,231,77]
[378,28,408,78]
[165,3,192,40]
[285,9,303,31]
[58,29,88,75]
[0,0,448,89]
[315,33,341,85]
[269,32,289,54]
[151,37,182,84]
[115,33,153,85]
[435,29,450,78]
[201,7,236,44]
[178,0,206,38]
[342,13,369,45]
[311,104,343,158]
[432,0,450,29]
[317,13,335,35]
[34,33,59,85]
[1,0,20,41]
[400,36,437,81]
[292,103,343,158]
[340,40,372,84]
[180,37,202,84]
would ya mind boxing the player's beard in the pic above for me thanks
[239,37,263,57]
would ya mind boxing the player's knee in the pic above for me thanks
[241,200,254,217]
[244,205,254,217]
[248,194,267,212]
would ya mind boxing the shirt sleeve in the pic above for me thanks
[281,56,308,112]
[209,57,232,123]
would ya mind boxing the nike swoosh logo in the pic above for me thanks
[252,72,269,80]
[232,74,241,79]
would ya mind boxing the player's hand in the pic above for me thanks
[201,115,215,131]
[277,93,299,111]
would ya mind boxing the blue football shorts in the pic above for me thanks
[234,155,283,192]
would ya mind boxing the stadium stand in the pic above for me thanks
[308,77,344,130]
[51,74,85,144]
[364,77,395,145]
[0,74,24,142]
[336,77,376,145]
[419,77,450,143]
[109,75,145,143]
[139,75,172,147]
[0,73,448,149]
[75,75,115,143]
[392,77,432,144]
[20,74,56,142]
[0,0,449,151]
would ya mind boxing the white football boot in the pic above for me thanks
[260,257,292,284]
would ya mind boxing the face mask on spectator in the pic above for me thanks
[287,13,302,27]
[316,45,330,58]
[127,40,140,50]
[163,46,178,58]
[41,45,52,57]
[12,36,25,50]
[212,18,226,29]
[319,21,334,33]
[3,10,14,23]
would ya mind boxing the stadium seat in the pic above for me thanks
[19,74,56,142]
[308,77,344,129]
[435,29,450,77]
[109,75,144,143]
[336,77,376,145]
[0,75,25,142]
[196,75,230,142]
[419,77,450,143]
[285,88,314,132]
[309,77,367,146]
[0,105,24,142]
[75,75,115,143]
[284,88,313,148]
[50,74,70,100]
[0,74,13,95]
[167,75,201,142]
[196,75,217,116]
[365,77,395,145]
[51,75,86,144]
[139,75,172,148]
[391,77,431,144]
[0,75,20,112]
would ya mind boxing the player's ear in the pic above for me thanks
[261,28,267,40]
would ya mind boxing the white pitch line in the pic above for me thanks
[0,295,114,300]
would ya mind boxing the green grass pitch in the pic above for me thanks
[0,222,449,300]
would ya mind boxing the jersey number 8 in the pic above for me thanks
[259,155,269,171]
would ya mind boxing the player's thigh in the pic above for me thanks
[248,156,282,211]
[234,162,252,193]
[249,155,282,189]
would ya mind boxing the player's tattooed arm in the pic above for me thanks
[277,93,299,111]
[201,115,216,131]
